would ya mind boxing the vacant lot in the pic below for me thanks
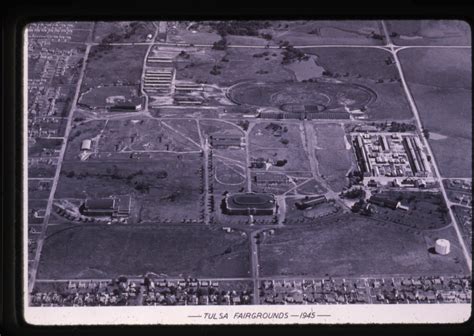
[306,47,398,81]
[175,47,293,86]
[385,20,471,46]
[313,123,352,192]
[268,21,385,46]
[399,48,472,177]
[304,47,413,120]
[82,45,147,91]
[259,213,468,277]
[92,21,155,43]
[37,224,250,279]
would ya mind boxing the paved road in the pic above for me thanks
[69,40,470,51]
[381,20,472,271]
[28,44,92,293]
[249,229,264,304]
[202,137,211,225]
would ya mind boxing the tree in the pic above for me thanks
[422,129,430,139]
[212,38,228,50]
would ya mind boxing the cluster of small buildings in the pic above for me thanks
[31,278,254,306]
[260,275,471,305]
[31,279,141,307]
[261,278,370,304]
[28,22,76,44]
[368,275,471,304]
[446,179,472,207]
[142,279,252,306]
[352,132,431,180]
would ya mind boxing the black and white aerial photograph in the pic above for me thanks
[24,20,472,324]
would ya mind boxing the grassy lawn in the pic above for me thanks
[37,224,250,279]
[398,48,472,177]
[259,213,468,277]
[386,20,471,46]
[82,45,148,90]
[313,123,352,192]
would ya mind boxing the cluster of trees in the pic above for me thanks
[210,64,223,76]
[351,199,373,216]
[237,120,249,131]
[212,37,228,51]
[253,51,270,58]
[341,187,366,199]
[389,122,417,132]
[209,21,271,38]
[347,170,364,186]
[100,22,143,44]
[281,46,309,65]
[178,51,190,59]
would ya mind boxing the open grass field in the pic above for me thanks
[313,123,352,192]
[304,47,413,120]
[267,21,385,46]
[56,153,204,223]
[37,224,250,279]
[306,47,398,81]
[295,178,327,195]
[385,20,471,46]
[259,213,468,278]
[175,47,293,86]
[398,48,472,177]
[81,45,148,91]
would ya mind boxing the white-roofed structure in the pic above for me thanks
[435,239,451,255]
